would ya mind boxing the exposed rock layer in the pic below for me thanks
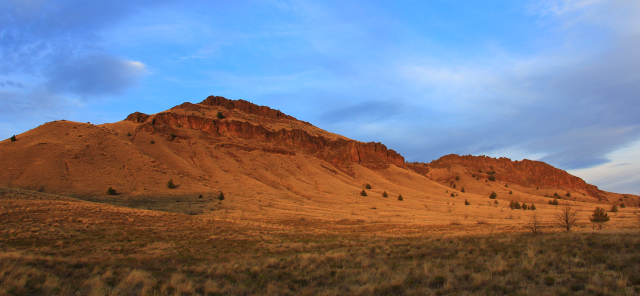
[428,154,604,199]
[130,110,405,172]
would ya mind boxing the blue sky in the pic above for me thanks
[2,0,640,194]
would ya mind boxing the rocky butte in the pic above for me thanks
[0,95,636,211]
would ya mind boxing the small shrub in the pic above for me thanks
[610,205,618,213]
[489,192,497,199]
[150,140,155,144]
[509,190,513,194]
[513,202,521,209]
[530,204,536,210]
[198,194,203,199]
[382,191,388,198]
[450,193,455,197]
[428,276,446,289]
[505,184,508,187]
[218,191,225,201]
[9,135,16,142]
[464,199,469,205]
[472,174,476,177]
[522,203,528,210]
[494,200,499,205]
[551,198,559,205]
[398,194,403,201]
[544,276,555,286]
[488,175,496,182]
[455,176,460,181]
[167,179,176,189]
[360,190,367,196]
[366,183,372,189]
[565,192,571,197]
[127,132,131,136]
[554,192,559,197]
[461,187,465,193]
[217,111,225,119]
[106,187,117,195]
[621,203,626,208]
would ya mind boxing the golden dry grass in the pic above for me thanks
[2,188,640,295]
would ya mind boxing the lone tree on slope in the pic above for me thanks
[555,203,579,232]
[590,207,610,230]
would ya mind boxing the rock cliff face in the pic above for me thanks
[126,98,405,173]
[429,154,604,198]
[202,96,302,122]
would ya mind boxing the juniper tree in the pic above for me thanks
[489,192,497,199]
[589,207,609,230]
[398,194,403,201]
[360,190,367,196]
[382,191,388,198]
[218,191,225,201]
[167,179,176,189]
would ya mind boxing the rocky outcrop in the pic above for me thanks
[130,112,404,172]
[125,112,150,123]
[201,96,304,122]
[429,154,604,198]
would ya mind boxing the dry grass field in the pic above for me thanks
[2,187,640,296]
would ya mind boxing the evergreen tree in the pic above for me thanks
[398,194,403,201]
[589,207,610,230]
[365,183,372,189]
[10,135,17,142]
[360,190,367,196]
[167,179,176,189]
[489,192,497,199]
[610,205,618,213]
[106,187,117,195]
[217,111,225,119]
[461,187,465,193]
[382,191,388,198]
[530,204,536,211]
[464,199,470,205]
[218,191,225,201]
